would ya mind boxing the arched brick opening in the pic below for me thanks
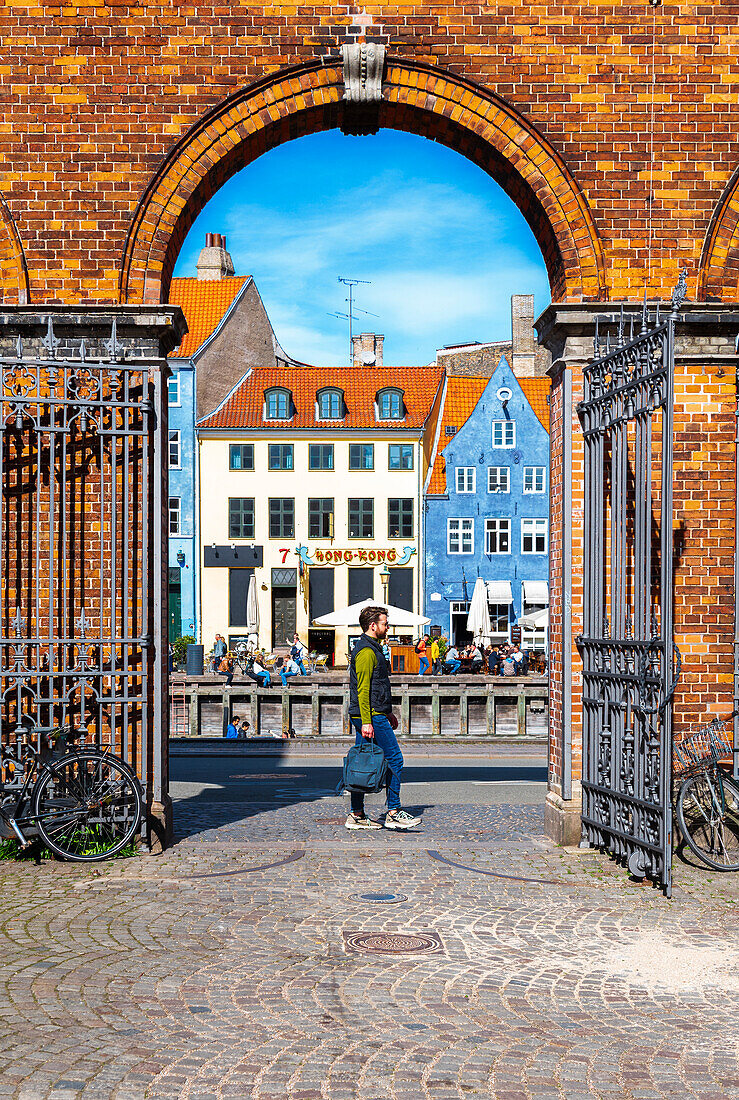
[698,164,739,302]
[0,193,29,305]
[119,59,606,306]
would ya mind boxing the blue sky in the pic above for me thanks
[173,130,550,367]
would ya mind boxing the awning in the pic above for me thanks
[486,580,513,604]
[522,580,549,605]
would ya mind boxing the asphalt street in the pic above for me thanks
[170,750,549,808]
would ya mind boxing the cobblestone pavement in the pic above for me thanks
[2,796,739,1099]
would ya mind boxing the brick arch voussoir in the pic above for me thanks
[698,164,739,301]
[120,60,605,305]
[0,193,30,305]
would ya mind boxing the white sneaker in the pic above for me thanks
[345,813,383,831]
[384,809,421,830]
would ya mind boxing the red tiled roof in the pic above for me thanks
[168,277,248,359]
[197,364,444,430]
[427,372,550,495]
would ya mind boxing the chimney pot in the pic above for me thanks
[196,232,235,280]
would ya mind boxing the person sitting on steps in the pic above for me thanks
[346,605,421,832]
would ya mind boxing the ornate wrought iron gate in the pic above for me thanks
[1,317,157,795]
[578,284,683,895]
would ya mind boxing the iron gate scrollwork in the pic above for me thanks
[578,278,684,895]
[1,317,156,809]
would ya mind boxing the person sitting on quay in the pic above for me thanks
[416,634,430,676]
[278,655,301,686]
[245,653,271,688]
[290,633,308,675]
[510,643,528,675]
[488,644,505,676]
[444,644,461,674]
[218,652,236,686]
[430,635,441,674]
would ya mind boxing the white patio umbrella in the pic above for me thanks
[466,577,492,643]
[517,607,548,630]
[313,598,430,628]
[246,573,260,644]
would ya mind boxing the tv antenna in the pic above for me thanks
[332,276,376,365]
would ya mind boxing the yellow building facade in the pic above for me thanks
[197,355,444,665]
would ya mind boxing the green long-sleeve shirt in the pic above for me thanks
[355,645,379,725]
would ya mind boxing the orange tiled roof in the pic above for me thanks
[427,372,550,495]
[520,377,550,435]
[197,364,444,430]
[168,277,248,359]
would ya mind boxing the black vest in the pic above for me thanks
[348,634,393,717]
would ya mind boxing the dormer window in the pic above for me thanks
[265,387,291,420]
[317,388,344,421]
[377,388,404,420]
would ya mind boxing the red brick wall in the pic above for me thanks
[1,3,738,306]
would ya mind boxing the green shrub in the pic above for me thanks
[172,635,196,668]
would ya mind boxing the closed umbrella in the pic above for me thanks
[313,598,430,628]
[246,573,259,644]
[466,578,492,643]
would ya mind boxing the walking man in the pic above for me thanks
[346,605,421,831]
[212,633,227,673]
[416,634,430,676]
[290,633,308,675]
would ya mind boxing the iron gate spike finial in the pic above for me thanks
[618,304,624,347]
[594,315,599,357]
[16,334,22,358]
[11,607,22,637]
[670,269,688,315]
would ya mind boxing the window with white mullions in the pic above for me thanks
[167,372,180,406]
[455,466,475,493]
[492,420,515,448]
[522,518,548,553]
[168,429,180,469]
[488,466,510,494]
[485,517,511,554]
[168,496,180,536]
[523,465,546,493]
[448,517,474,554]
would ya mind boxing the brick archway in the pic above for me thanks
[698,164,739,302]
[119,59,606,306]
[0,193,29,305]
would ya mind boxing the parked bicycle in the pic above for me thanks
[674,711,739,871]
[0,723,143,862]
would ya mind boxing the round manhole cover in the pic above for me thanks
[350,892,408,904]
[343,931,444,955]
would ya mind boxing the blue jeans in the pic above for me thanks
[296,659,307,676]
[445,659,461,674]
[280,669,298,686]
[349,714,403,813]
[418,655,430,675]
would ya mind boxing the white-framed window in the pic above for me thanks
[485,517,511,554]
[523,465,547,493]
[447,518,474,554]
[168,496,180,536]
[455,466,476,494]
[168,429,180,469]
[265,387,291,420]
[488,602,510,642]
[492,420,516,448]
[167,372,180,406]
[377,388,404,420]
[317,388,343,420]
[521,599,547,650]
[488,466,510,494]
[522,518,548,554]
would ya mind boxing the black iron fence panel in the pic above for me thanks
[1,319,154,789]
[577,279,684,895]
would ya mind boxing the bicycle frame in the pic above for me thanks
[683,764,733,851]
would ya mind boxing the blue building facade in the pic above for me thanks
[167,358,198,642]
[423,357,550,650]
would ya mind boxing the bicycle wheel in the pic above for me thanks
[676,770,739,871]
[32,750,143,862]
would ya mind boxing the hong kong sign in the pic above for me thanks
[294,544,416,567]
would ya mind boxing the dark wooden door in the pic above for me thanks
[272,592,296,648]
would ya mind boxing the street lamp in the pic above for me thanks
[379,568,390,604]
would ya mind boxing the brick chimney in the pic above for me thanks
[351,332,384,368]
[196,232,235,280]
[510,294,536,377]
